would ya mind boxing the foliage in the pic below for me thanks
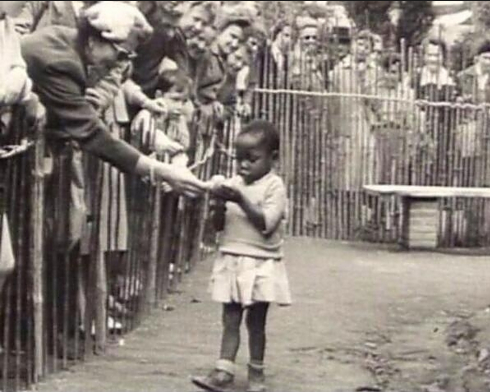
[342,1,393,33]
[396,1,435,48]
[472,1,490,36]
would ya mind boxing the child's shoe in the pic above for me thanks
[247,362,267,392]
[192,360,235,392]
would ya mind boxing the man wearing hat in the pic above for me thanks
[21,1,207,196]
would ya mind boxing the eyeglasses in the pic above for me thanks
[302,36,318,41]
[112,42,137,61]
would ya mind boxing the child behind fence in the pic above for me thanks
[192,119,291,392]
[133,68,192,170]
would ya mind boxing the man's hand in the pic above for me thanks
[24,95,46,132]
[3,67,29,106]
[155,164,208,198]
[153,131,185,155]
[131,109,153,137]
[85,88,108,111]
[237,102,252,118]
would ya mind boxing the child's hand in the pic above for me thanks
[131,109,153,136]
[142,98,168,115]
[208,175,226,195]
[215,184,242,203]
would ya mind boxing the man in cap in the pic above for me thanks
[21,1,207,194]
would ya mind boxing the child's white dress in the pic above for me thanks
[209,172,292,307]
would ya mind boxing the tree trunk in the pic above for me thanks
[472,1,490,36]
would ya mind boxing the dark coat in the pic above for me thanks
[21,25,140,173]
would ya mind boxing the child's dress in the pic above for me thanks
[209,172,292,307]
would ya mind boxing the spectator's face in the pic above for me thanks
[373,35,383,53]
[180,6,210,38]
[235,133,275,184]
[353,37,371,61]
[162,88,188,120]
[337,42,350,59]
[154,1,185,27]
[277,26,292,52]
[383,61,401,88]
[187,33,208,60]
[424,44,443,72]
[246,36,261,58]
[86,38,126,71]
[227,48,248,76]
[217,25,243,56]
[478,52,490,74]
[299,27,318,54]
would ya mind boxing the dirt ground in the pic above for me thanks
[36,238,490,392]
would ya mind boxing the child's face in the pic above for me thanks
[187,33,208,59]
[235,133,276,184]
[217,24,243,56]
[246,36,260,58]
[226,48,248,76]
[162,89,188,120]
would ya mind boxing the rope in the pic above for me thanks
[0,138,35,160]
[254,88,490,110]
[188,133,217,171]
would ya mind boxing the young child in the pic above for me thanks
[193,120,291,392]
[133,68,192,168]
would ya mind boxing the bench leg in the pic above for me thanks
[401,197,439,250]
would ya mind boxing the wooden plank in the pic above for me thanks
[364,185,490,199]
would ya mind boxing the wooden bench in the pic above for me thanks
[363,185,490,249]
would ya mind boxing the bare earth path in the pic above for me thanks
[37,238,490,392]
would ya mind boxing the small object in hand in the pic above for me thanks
[209,175,226,193]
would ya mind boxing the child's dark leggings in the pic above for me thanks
[220,302,270,365]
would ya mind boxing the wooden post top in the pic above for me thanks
[363,185,490,199]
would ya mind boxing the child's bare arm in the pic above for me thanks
[221,179,287,236]
[217,185,266,232]
[238,193,267,232]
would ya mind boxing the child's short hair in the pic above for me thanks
[157,68,192,95]
[238,120,280,153]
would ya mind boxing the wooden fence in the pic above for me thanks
[250,43,490,247]
[0,104,225,391]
